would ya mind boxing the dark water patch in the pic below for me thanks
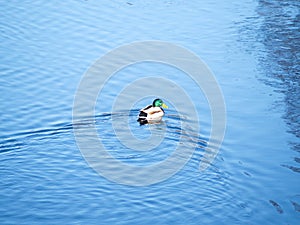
[256,0,300,142]
[269,200,284,214]
[291,201,300,213]
[243,171,252,177]
[237,0,300,149]
[281,164,300,173]
[294,157,300,163]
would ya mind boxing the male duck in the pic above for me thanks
[137,98,168,125]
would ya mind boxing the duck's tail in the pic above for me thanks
[137,111,148,125]
[137,117,148,125]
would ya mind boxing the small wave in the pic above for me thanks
[0,122,73,154]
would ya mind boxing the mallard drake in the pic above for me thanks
[137,98,168,125]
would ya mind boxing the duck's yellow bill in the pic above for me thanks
[162,103,168,109]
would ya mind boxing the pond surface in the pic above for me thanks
[0,0,299,224]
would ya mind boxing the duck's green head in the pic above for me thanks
[153,98,168,108]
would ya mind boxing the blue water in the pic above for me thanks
[1,0,299,224]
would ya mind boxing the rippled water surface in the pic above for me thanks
[1,0,299,224]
